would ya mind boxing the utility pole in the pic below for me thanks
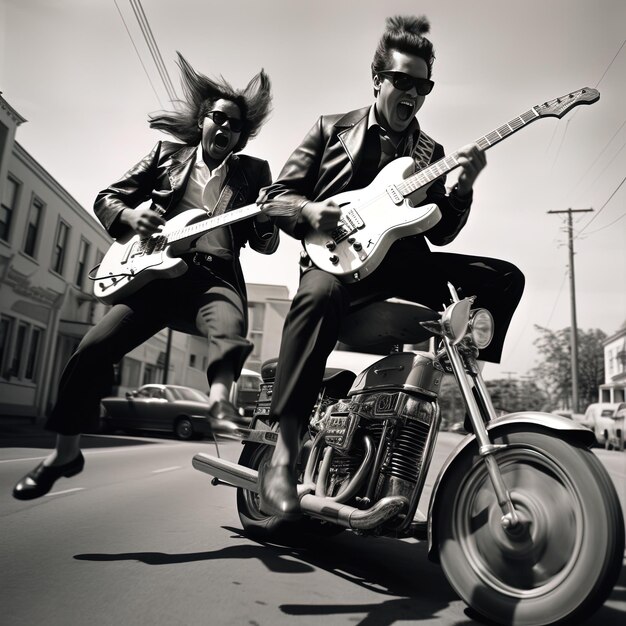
[548,208,593,412]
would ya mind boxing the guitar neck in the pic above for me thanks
[399,106,540,196]
[166,203,261,245]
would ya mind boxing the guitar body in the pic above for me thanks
[304,157,442,281]
[93,209,208,304]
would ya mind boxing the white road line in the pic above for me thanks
[0,442,211,464]
[45,488,85,497]
[152,466,182,474]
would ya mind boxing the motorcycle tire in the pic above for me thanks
[437,429,624,626]
[236,442,344,539]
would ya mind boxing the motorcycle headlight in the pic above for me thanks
[469,308,494,349]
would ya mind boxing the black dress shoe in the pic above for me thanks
[259,464,301,521]
[13,452,85,500]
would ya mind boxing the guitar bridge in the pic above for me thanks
[332,208,364,243]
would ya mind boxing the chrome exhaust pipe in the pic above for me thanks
[193,452,407,530]
[192,453,258,490]
[300,494,407,530]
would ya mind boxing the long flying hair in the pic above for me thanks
[148,52,272,152]
[371,15,435,91]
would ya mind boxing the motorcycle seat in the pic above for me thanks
[260,358,356,394]
[338,298,439,350]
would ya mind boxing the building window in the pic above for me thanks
[51,219,70,275]
[10,322,28,378]
[0,315,14,377]
[249,331,263,360]
[1,175,20,242]
[0,318,45,382]
[189,354,196,368]
[23,195,44,258]
[249,303,265,331]
[142,364,162,385]
[120,357,141,388]
[75,238,91,288]
[25,327,42,381]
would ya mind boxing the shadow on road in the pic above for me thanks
[74,526,468,624]
[73,524,625,626]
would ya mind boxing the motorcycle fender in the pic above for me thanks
[426,411,596,563]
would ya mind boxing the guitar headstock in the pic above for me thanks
[535,87,600,119]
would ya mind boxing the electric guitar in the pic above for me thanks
[91,203,287,304]
[303,87,600,282]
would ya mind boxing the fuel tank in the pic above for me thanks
[348,351,444,398]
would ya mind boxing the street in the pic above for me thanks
[1,427,624,626]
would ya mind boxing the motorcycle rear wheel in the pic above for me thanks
[236,442,343,539]
[437,430,624,626]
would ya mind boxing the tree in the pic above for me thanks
[532,325,606,411]
[486,378,548,413]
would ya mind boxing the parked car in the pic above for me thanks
[583,402,626,447]
[101,384,225,440]
[608,405,626,452]
[550,409,593,430]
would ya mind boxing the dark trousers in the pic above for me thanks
[270,248,524,425]
[46,264,251,435]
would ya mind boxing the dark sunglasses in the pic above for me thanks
[377,71,434,96]
[205,110,244,132]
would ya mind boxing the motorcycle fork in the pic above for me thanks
[443,337,521,528]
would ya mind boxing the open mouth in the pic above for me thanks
[397,99,415,122]
[214,133,230,149]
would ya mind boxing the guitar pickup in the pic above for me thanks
[385,185,403,205]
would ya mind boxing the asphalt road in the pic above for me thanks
[1,425,624,626]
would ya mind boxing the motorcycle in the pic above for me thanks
[193,285,624,626]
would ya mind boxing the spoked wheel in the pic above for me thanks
[437,430,624,626]
[236,443,343,539]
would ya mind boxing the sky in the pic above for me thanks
[1,0,625,381]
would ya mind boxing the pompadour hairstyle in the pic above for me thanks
[148,52,272,153]
[371,15,435,89]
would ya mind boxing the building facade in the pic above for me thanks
[0,94,116,418]
[0,94,291,419]
[599,320,626,404]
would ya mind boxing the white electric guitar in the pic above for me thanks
[92,204,284,304]
[304,87,599,282]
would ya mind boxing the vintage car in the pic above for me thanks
[101,384,227,440]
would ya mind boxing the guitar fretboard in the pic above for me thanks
[398,107,540,196]
[165,203,260,244]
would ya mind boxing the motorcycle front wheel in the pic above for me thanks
[437,429,624,626]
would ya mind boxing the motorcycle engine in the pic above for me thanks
[319,352,442,506]
[353,390,438,503]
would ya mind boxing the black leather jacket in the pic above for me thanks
[258,106,472,253]
[94,140,279,255]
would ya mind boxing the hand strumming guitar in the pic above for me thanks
[120,207,166,236]
[302,200,343,232]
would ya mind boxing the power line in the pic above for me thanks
[546,269,568,327]
[576,173,626,238]
[551,36,626,170]
[595,37,626,88]
[113,0,164,107]
[573,138,626,206]
[583,211,626,236]
[568,118,626,202]
[129,0,178,104]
